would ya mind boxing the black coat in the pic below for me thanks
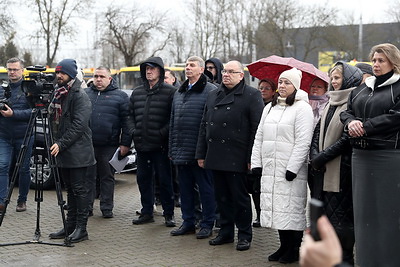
[196,79,264,173]
[51,79,95,168]
[85,79,130,147]
[129,57,176,152]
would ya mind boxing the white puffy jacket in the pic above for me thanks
[251,89,313,231]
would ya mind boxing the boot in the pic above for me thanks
[49,225,75,239]
[279,230,303,264]
[268,230,288,261]
[253,209,261,228]
[68,227,88,243]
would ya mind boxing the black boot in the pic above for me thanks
[49,225,75,239]
[279,230,303,264]
[337,227,355,266]
[268,230,288,261]
[68,227,88,243]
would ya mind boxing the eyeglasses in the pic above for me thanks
[206,66,215,70]
[7,68,22,72]
[221,70,242,75]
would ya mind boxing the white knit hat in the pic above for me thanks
[279,68,302,90]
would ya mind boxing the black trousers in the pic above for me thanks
[212,170,252,242]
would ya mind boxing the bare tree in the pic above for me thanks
[387,0,400,22]
[0,0,15,41]
[100,4,171,66]
[29,0,93,66]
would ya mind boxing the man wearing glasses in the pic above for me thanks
[0,58,33,215]
[196,60,264,251]
[205,58,224,84]
[85,67,130,219]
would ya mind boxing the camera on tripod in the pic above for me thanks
[0,81,11,111]
[21,65,55,109]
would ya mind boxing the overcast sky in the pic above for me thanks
[11,0,394,66]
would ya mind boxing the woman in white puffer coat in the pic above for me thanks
[251,68,314,264]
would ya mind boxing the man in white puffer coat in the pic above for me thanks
[251,68,314,264]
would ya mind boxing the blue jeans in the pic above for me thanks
[0,136,33,205]
[177,164,215,229]
[136,150,174,216]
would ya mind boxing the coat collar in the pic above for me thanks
[214,79,245,106]
[179,73,208,93]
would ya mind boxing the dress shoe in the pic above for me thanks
[102,210,113,218]
[209,235,234,246]
[49,227,74,239]
[252,218,261,228]
[196,228,212,239]
[236,239,251,251]
[16,202,26,212]
[279,248,299,263]
[268,247,286,261]
[164,215,176,227]
[170,224,195,236]
[132,214,154,225]
[68,227,88,243]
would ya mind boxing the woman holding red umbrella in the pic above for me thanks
[251,68,313,263]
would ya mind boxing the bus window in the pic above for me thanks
[0,68,8,83]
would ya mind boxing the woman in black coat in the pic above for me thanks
[309,61,362,265]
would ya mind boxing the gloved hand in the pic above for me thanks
[251,167,262,176]
[285,170,297,181]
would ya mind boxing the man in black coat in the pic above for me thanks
[196,60,264,251]
[129,56,176,227]
[48,59,96,243]
[85,66,130,219]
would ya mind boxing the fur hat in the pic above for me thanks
[55,59,78,79]
[279,68,302,90]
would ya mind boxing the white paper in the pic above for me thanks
[109,147,129,173]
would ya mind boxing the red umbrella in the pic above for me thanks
[247,55,329,93]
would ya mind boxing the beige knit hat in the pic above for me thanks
[279,68,302,90]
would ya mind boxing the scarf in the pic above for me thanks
[49,85,70,125]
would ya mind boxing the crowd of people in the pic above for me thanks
[1,42,400,266]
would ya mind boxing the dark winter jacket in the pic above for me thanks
[85,79,130,147]
[51,79,95,168]
[205,58,224,84]
[340,71,400,149]
[196,79,264,173]
[129,57,176,152]
[169,74,217,165]
[0,80,32,139]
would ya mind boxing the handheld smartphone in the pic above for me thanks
[309,198,324,241]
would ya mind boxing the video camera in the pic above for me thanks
[21,65,55,109]
[0,81,11,111]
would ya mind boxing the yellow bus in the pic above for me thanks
[0,67,7,83]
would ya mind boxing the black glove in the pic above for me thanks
[310,153,326,170]
[285,170,297,181]
[251,167,262,176]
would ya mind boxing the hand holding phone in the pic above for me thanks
[309,198,324,241]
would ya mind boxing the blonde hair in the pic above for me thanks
[369,43,400,74]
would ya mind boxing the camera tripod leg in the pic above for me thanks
[0,108,73,247]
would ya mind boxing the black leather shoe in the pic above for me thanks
[236,239,251,251]
[164,215,176,227]
[252,218,261,228]
[68,227,88,243]
[102,210,113,218]
[196,228,212,239]
[209,235,234,246]
[170,224,195,236]
[132,214,154,225]
[49,227,74,239]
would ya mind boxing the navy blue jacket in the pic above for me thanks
[85,79,130,147]
[0,80,32,140]
[169,74,217,165]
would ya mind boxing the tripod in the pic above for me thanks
[0,107,72,247]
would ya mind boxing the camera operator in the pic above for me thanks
[0,57,33,215]
[48,59,95,243]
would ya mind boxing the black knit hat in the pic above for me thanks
[55,59,78,79]
[355,63,373,76]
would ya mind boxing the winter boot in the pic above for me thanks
[268,230,288,261]
[279,230,303,264]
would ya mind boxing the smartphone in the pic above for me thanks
[309,198,324,241]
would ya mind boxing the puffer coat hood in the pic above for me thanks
[139,56,165,86]
[205,57,224,84]
[330,61,363,91]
